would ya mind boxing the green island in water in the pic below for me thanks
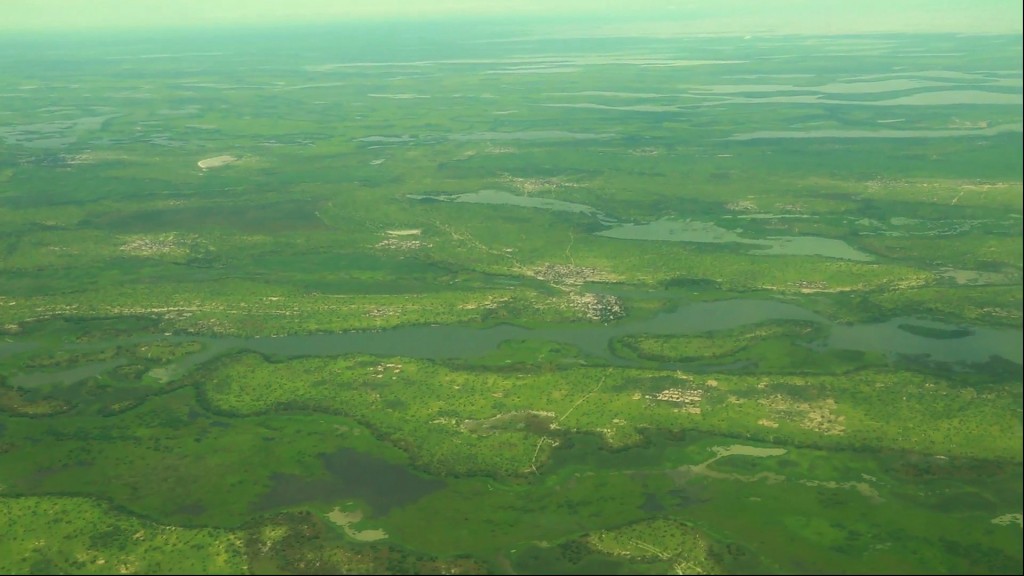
[0,3,1021,574]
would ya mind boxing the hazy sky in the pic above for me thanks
[2,0,1022,34]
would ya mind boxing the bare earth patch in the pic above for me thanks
[462,410,556,435]
[376,230,430,250]
[119,233,192,256]
[800,479,882,503]
[326,506,389,542]
[990,513,1023,527]
[532,263,616,286]
[649,387,704,414]
[759,394,846,435]
[197,155,237,169]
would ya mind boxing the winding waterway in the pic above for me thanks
[5,299,1020,388]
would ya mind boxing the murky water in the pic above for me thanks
[598,219,873,261]
[410,189,600,214]
[6,299,1019,388]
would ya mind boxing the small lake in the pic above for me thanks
[728,122,1024,140]
[596,219,749,244]
[688,91,1022,108]
[357,131,614,144]
[748,236,874,261]
[410,195,874,261]
[409,190,601,215]
[690,79,953,94]
[258,448,444,515]
[0,114,120,148]
[597,219,873,261]
[8,358,127,387]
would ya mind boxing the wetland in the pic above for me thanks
[0,19,1020,576]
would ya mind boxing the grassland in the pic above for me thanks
[0,496,246,574]
[0,23,1020,575]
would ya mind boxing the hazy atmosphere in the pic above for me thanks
[1,0,1021,574]
[3,0,1023,34]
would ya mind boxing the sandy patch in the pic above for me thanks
[326,506,389,542]
[146,367,172,383]
[674,444,788,483]
[759,395,846,435]
[119,233,191,256]
[991,513,1023,527]
[462,410,556,435]
[375,238,430,250]
[712,445,788,458]
[197,155,237,169]
[938,268,1017,286]
[800,479,882,503]
[386,229,422,236]
[327,508,362,525]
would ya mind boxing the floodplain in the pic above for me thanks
[0,22,1021,575]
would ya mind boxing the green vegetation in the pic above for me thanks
[0,382,72,416]
[587,518,719,573]
[0,496,246,574]
[0,23,1019,575]
[192,351,1020,475]
[612,321,823,363]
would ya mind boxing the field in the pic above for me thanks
[1,22,1021,574]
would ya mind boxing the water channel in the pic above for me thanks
[5,298,1020,388]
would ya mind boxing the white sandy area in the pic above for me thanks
[327,506,389,542]
[197,155,237,169]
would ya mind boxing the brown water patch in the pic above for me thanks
[257,448,444,515]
